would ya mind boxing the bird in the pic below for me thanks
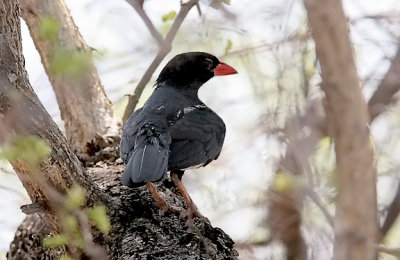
[120,52,237,217]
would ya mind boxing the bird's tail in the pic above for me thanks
[121,124,170,187]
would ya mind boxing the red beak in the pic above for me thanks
[214,62,238,76]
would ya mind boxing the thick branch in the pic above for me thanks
[0,0,92,232]
[381,184,400,238]
[122,0,199,122]
[304,1,377,260]
[368,46,400,120]
[20,0,121,158]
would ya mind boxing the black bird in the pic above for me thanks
[120,52,237,216]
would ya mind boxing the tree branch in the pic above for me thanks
[122,0,199,123]
[377,245,400,258]
[304,1,377,260]
[368,46,400,120]
[124,0,165,46]
[380,181,400,239]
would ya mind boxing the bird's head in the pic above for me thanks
[156,52,237,90]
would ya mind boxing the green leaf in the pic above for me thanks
[51,49,91,79]
[317,136,331,151]
[39,17,59,41]
[63,215,85,249]
[64,215,79,233]
[87,206,111,233]
[160,23,172,36]
[273,172,295,193]
[210,0,231,9]
[43,234,67,247]
[0,135,51,166]
[60,254,72,260]
[161,11,176,22]
[225,39,233,55]
[65,186,86,208]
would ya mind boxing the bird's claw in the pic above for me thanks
[185,202,202,219]
[156,201,181,216]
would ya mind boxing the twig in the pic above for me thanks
[21,202,45,215]
[352,12,400,23]
[125,0,164,46]
[377,245,400,258]
[380,182,400,240]
[306,190,334,227]
[77,210,108,260]
[221,32,309,58]
[368,46,400,120]
[369,47,400,239]
[122,0,199,123]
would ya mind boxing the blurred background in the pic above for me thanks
[1,0,400,259]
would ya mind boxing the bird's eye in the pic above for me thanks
[203,58,214,70]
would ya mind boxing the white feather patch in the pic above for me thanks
[183,104,206,114]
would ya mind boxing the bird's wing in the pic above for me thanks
[119,108,143,164]
[168,108,226,169]
[120,109,171,186]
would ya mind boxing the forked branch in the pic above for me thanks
[122,0,199,122]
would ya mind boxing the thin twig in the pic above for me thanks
[306,190,334,227]
[77,210,108,260]
[368,46,400,120]
[122,0,199,122]
[380,182,400,240]
[221,32,309,58]
[377,245,400,258]
[125,0,164,46]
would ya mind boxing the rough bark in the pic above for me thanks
[1,1,237,259]
[8,162,237,260]
[8,213,65,259]
[0,0,90,224]
[19,0,121,158]
[304,0,377,259]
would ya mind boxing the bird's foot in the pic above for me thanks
[171,172,202,219]
[156,201,181,216]
[146,182,180,216]
[186,202,202,219]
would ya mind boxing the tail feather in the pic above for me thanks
[121,124,170,187]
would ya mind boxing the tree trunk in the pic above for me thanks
[19,0,121,158]
[1,1,237,259]
[304,0,377,259]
